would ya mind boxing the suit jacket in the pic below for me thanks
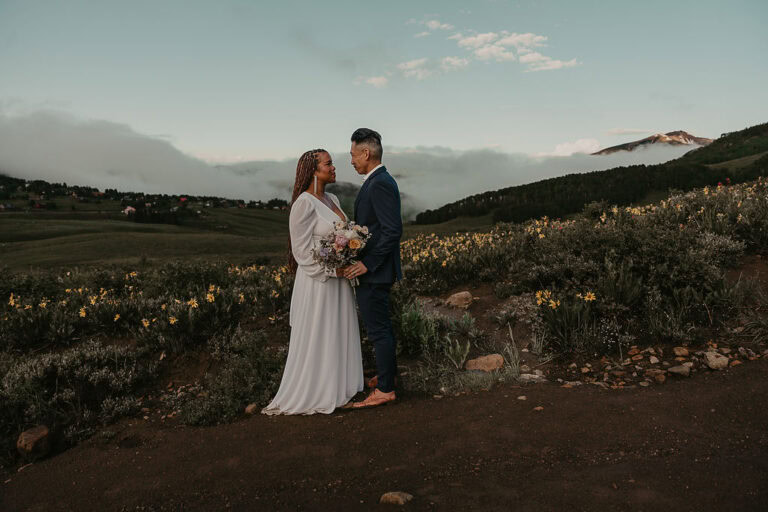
[354,166,403,284]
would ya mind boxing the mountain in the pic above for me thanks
[591,130,713,155]
[414,122,768,225]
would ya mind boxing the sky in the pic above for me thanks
[0,0,766,208]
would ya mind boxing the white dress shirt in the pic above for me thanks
[362,163,384,183]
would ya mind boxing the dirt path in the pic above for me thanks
[2,359,767,511]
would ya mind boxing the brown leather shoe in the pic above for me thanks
[352,388,396,409]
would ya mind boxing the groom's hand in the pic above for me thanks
[345,261,368,279]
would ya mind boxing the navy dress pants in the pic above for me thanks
[355,282,397,393]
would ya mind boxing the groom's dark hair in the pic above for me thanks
[351,128,383,160]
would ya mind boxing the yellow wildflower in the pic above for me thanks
[38,300,48,309]
[271,290,280,298]
[114,314,120,322]
[208,284,215,292]
[584,292,596,302]
[169,316,177,325]
[206,293,215,303]
[24,305,32,310]
[8,293,16,306]
[238,293,245,304]
[188,298,199,308]
[79,307,87,317]
[161,304,167,310]
[141,318,150,328]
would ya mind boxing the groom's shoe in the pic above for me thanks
[352,388,396,409]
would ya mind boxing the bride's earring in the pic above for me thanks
[314,175,318,194]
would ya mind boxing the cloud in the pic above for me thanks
[525,57,579,72]
[440,56,470,71]
[0,109,292,201]
[606,128,655,135]
[354,75,389,88]
[535,138,601,157]
[397,58,433,80]
[497,32,548,49]
[473,44,516,62]
[457,32,499,49]
[425,20,454,31]
[0,109,694,221]
[414,31,430,38]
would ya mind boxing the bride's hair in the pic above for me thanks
[287,148,327,272]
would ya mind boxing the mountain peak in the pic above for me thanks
[592,130,713,155]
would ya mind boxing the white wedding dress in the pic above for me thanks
[261,192,364,415]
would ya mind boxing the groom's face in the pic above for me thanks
[349,142,369,175]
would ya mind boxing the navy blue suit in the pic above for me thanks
[354,166,402,393]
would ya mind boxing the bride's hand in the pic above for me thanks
[335,266,351,278]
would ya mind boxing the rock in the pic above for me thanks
[379,491,413,505]
[580,367,591,374]
[639,381,650,387]
[380,492,413,505]
[628,348,640,356]
[739,347,757,359]
[631,354,644,361]
[244,403,259,414]
[668,365,690,377]
[683,362,694,368]
[520,364,531,373]
[730,360,742,367]
[611,370,626,377]
[704,351,728,370]
[719,347,731,355]
[533,369,544,376]
[16,425,50,459]
[568,362,577,369]
[533,406,544,411]
[673,347,689,357]
[654,374,666,384]
[465,354,504,372]
[519,373,547,383]
[564,380,583,387]
[446,291,473,309]
[649,356,660,364]
[645,369,665,376]
[517,395,527,400]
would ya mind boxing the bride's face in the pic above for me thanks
[315,152,336,185]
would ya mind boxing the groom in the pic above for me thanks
[344,128,403,409]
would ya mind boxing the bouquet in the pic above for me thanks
[311,220,371,286]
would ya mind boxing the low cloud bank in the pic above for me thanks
[0,109,694,219]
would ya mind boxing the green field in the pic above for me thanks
[0,202,495,271]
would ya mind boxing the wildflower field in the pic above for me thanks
[2,177,768,468]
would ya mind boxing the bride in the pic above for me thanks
[261,148,364,415]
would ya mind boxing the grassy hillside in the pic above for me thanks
[414,122,768,225]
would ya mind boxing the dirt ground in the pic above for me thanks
[2,356,767,511]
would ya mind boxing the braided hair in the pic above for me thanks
[287,148,327,272]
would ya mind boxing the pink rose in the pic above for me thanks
[335,235,348,247]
